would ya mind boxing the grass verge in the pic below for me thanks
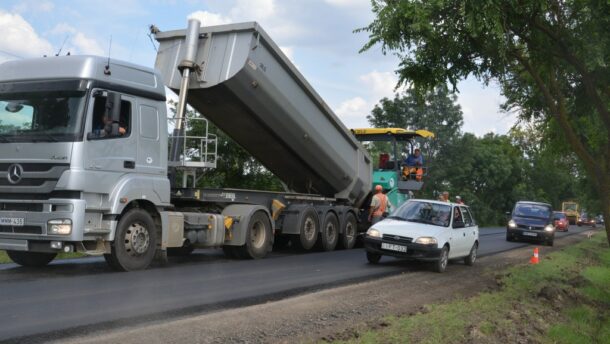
[0,250,84,264]
[330,232,610,344]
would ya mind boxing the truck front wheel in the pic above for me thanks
[7,251,56,267]
[236,211,272,259]
[107,209,157,271]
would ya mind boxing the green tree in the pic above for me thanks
[168,100,282,191]
[360,0,610,242]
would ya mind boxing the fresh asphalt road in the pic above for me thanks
[0,225,593,342]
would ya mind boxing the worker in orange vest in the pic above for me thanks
[369,185,388,225]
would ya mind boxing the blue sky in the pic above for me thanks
[0,0,516,135]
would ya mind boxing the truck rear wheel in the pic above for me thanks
[318,212,339,251]
[338,212,357,249]
[7,251,57,267]
[236,211,272,259]
[107,209,157,271]
[293,208,319,251]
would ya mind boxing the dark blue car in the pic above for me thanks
[506,201,555,246]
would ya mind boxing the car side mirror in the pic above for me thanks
[453,220,465,229]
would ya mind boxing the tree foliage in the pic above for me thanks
[360,0,610,242]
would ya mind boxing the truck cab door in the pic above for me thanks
[84,91,137,174]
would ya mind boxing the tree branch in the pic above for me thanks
[511,50,599,183]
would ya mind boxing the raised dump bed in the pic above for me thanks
[154,22,371,207]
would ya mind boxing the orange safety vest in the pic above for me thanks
[372,193,388,217]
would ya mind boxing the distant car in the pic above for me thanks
[596,215,604,225]
[364,199,479,273]
[577,213,596,227]
[506,201,555,246]
[553,211,569,232]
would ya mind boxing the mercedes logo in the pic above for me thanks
[7,164,23,184]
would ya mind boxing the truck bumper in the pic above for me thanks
[0,198,87,252]
[364,236,442,261]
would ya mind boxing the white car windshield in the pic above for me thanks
[388,200,452,227]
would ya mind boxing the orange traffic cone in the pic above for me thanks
[529,247,539,264]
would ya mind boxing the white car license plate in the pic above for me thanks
[522,231,537,237]
[0,217,25,226]
[381,242,407,253]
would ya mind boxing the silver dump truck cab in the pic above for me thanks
[0,56,191,268]
[0,20,373,271]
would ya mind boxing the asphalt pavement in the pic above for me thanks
[0,225,592,342]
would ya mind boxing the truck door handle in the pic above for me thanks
[124,160,135,169]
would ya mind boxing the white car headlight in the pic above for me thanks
[414,237,437,245]
[366,228,381,238]
[508,220,517,229]
[544,224,554,232]
[48,219,72,235]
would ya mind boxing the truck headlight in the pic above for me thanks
[508,220,517,229]
[414,237,437,245]
[366,228,381,238]
[48,219,72,235]
[544,224,554,232]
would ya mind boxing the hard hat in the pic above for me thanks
[375,185,382,191]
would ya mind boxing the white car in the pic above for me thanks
[364,199,479,273]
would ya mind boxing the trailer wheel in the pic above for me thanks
[293,208,319,251]
[6,251,57,267]
[318,212,339,251]
[338,212,357,250]
[236,211,272,259]
[107,209,157,271]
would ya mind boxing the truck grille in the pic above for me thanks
[0,203,44,212]
[0,163,69,194]
[382,234,413,244]
[0,225,43,234]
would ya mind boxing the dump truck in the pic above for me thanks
[0,19,372,271]
[561,201,579,225]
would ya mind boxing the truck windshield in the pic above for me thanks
[0,91,86,142]
[391,200,452,227]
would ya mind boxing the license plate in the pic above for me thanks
[0,217,24,226]
[522,231,537,237]
[381,242,407,253]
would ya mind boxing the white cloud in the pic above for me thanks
[188,11,232,26]
[455,78,512,136]
[335,96,369,128]
[324,0,370,9]
[230,0,275,21]
[359,70,399,100]
[12,0,55,14]
[49,23,104,55]
[0,10,53,58]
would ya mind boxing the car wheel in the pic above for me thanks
[464,242,478,266]
[433,246,449,273]
[366,251,381,264]
[506,233,514,242]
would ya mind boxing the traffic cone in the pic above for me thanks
[529,247,539,264]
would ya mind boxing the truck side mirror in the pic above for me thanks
[105,92,122,136]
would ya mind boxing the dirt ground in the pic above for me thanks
[54,231,594,344]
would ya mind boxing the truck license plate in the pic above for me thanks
[522,231,537,237]
[381,242,407,253]
[0,217,24,226]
